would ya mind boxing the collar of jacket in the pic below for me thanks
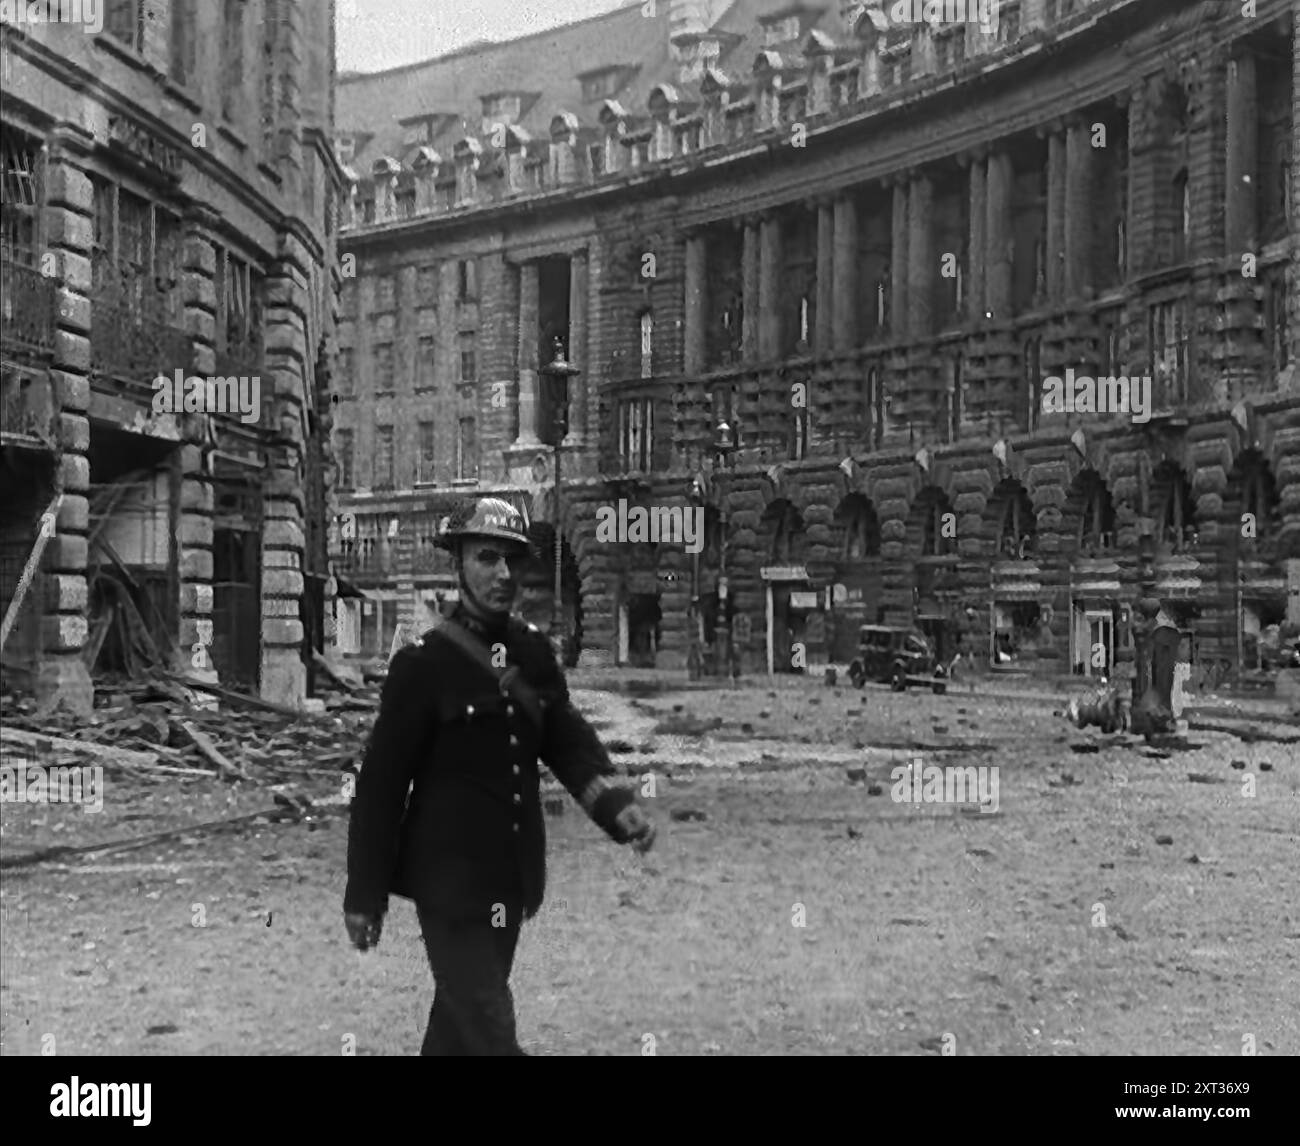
[449,604,511,643]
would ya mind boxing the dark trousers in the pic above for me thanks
[415,905,526,1056]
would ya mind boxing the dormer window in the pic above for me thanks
[481,94,521,124]
[762,14,802,46]
[399,114,445,149]
[581,68,625,103]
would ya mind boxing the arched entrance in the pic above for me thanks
[761,498,810,673]
[1065,468,1123,678]
[830,493,882,662]
[1226,449,1289,672]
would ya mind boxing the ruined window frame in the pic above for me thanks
[0,126,44,268]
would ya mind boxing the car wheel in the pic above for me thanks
[891,666,907,691]
[932,680,947,695]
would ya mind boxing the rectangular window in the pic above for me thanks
[105,0,145,51]
[0,128,42,266]
[417,420,436,482]
[1149,300,1191,405]
[336,428,354,489]
[790,409,809,461]
[1024,337,1042,432]
[640,312,654,379]
[457,416,477,480]
[457,258,479,302]
[416,334,436,389]
[336,348,354,396]
[374,425,394,490]
[91,178,186,323]
[589,144,605,177]
[169,0,197,83]
[618,398,655,472]
[458,333,477,383]
[396,189,416,219]
[260,0,281,152]
[1267,270,1291,376]
[416,264,440,306]
[373,343,394,391]
[222,0,247,123]
[215,246,265,362]
[373,273,396,312]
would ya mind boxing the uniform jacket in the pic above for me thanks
[344,610,636,923]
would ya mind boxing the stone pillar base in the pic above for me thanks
[35,655,93,717]
[261,645,307,709]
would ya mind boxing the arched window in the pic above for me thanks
[639,311,654,379]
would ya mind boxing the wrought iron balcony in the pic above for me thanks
[90,297,194,388]
[0,260,57,356]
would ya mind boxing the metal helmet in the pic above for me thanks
[435,496,532,551]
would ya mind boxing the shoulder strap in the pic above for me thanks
[430,619,546,734]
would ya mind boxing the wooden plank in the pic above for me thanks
[174,720,246,779]
[0,494,62,652]
[0,725,160,769]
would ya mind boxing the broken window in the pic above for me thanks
[920,493,954,557]
[618,398,654,473]
[1149,298,1192,405]
[105,0,145,51]
[1078,475,1116,555]
[222,0,247,123]
[640,311,654,379]
[417,421,436,482]
[0,127,41,266]
[215,246,265,365]
[1266,266,1291,377]
[456,416,477,480]
[780,207,816,358]
[335,429,355,489]
[1156,463,1197,552]
[704,224,744,369]
[1023,336,1042,432]
[995,480,1036,559]
[416,335,436,389]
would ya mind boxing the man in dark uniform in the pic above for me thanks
[343,496,656,1055]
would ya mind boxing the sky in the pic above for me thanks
[336,0,636,75]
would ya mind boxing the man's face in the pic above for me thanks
[458,539,528,614]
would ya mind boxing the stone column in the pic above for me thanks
[684,230,708,375]
[564,250,588,448]
[515,261,541,445]
[1225,50,1259,254]
[1292,15,1300,369]
[907,174,934,340]
[39,133,95,715]
[759,213,784,360]
[890,179,909,339]
[1065,116,1095,300]
[966,151,987,321]
[985,150,1014,320]
[1045,125,1067,301]
[175,212,219,686]
[741,217,761,363]
[815,199,835,354]
[832,194,859,352]
[261,233,316,707]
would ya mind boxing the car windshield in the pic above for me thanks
[904,635,930,655]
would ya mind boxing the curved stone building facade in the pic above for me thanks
[334,0,1298,680]
[1,3,342,710]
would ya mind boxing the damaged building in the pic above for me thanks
[333,0,1299,679]
[0,3,343,713]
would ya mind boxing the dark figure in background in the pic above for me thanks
[343,497,656,1055]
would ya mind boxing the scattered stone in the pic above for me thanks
[1112,923,1136,942]
[1230,759,1246,769]
[845,767,867,783]
[1100,862,1114,869]
[145,1024,179,1036]
[740,723,754,734]
[1187,854,1220,865]
[1155,834,1174,846]
[1260,761,1274,772]
[759,710,770,718]
[966,847,993,858]
[866,783,883,796]
[1070,743,1100,754]
[846,826,862,839]
[670,808,707,823]
[1186,772,1225,784]
[544,797,565,817]
[606,739,636,755]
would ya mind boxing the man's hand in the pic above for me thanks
[345,911,383,952]
[614,804,656,854]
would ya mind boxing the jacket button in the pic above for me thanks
[513,793,521,805]
[509,734,519,747]
[506,704,515,717]
[512,823,520,833]
[466,704,475,718]
[512,764,520,776]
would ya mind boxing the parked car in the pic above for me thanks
[847,624,948,694]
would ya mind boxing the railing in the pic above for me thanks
[91,298,194,386]
[0,260,57,355]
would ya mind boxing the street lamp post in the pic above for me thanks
[688,475,704,681]
[540,338,579,658]
[713,419,737,680]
